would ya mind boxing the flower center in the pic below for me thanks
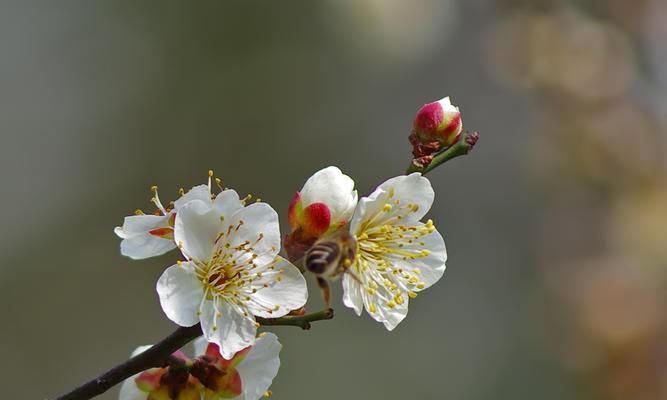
[352,196,436,312]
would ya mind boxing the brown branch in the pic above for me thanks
[52,309,334,400]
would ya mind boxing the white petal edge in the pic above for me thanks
[299,166,358,223]
[118,376,147,400]
[156,262,204,327]
[173,199,221,262]
[350,174,434,232]
[236,333,282,400]
[362,286,409,331]
[118,345,152,400]
[223,202,281,267]
[115,215,175,260]
[212,189,244,217]
[342,274,363,316]
[193,336,209,358]
[244,257,308,318]
[200,299,257,359]
[173,184,211,210]
[385,226,447,290]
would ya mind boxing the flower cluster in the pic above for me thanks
[116,172,308,359]
[120,333,280,400]
[286,169,447,330]
[114,96,469,399]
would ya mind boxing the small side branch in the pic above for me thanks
[53,309,334,400]
[257,308,334,330]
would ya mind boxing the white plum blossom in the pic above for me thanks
[157,193,307,358]
[115,173,235,260]
[119,333,282,400]
[343,173,447,330]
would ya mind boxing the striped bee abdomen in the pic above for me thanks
[305,241,340,275]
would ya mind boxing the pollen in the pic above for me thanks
[208,170,214,177]
[219,215,225,222]
[369,303,377,313]
[383,204,393,212]
[408,291,417,298]
[386,301,396,309]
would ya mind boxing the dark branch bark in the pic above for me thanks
[52,309,334,400]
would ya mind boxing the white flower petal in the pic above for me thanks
[385,226,447,290]
[349,189,389,234]
[130,345,153,358]
[173,184,212,209]
[236,333,281,400]
[362,282,409,331]
[118,376,147,400]
[200,299,257,359]
[223,202,281,267]
[351,174,434,232]
[115,215,176,260]
[342,274,364,316]
[375,173,434,221]
[212,189,244,216]
[118,345,152,400]
[300,166,358,223]
[244,258,308,318]
[193,336,209,357]
[174,199,221,262]
[156,262,204,327]
[115,215,169,238]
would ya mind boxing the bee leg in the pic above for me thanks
[316,277,331,309]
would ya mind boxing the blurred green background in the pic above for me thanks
[1,1,666,399]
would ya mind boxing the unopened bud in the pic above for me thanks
[412,96,462,147]
[285,166,358,261]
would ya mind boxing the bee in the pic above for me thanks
[304,230,359,308]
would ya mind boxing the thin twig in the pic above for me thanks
[52,309,334,400]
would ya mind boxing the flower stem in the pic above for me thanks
[257,308,334,330]
[406,131,479,175]
[51,309,334,400]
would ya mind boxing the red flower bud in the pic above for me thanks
[412,96,462,147]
